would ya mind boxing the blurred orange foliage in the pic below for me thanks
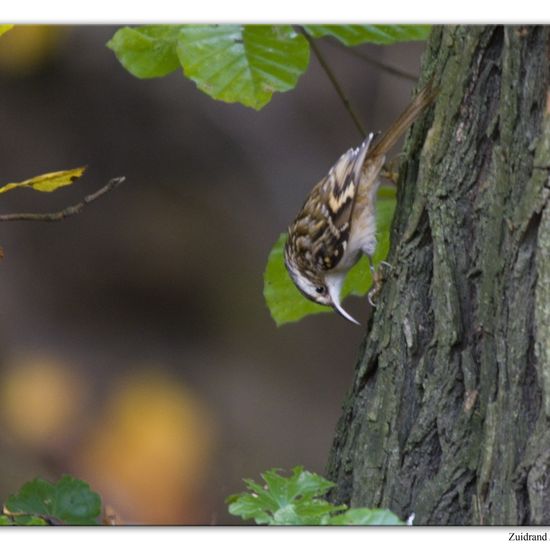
[72,370,216,524]
[1,354,216,524]
[0,354,86,449]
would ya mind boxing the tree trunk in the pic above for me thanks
[327,25,550,526]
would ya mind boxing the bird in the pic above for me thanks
[284,82,437,324]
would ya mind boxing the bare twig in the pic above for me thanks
[327,39,419,83]
[298,26,367,139]
[0,176,126,222]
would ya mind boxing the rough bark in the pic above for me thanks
[327,25,550,526]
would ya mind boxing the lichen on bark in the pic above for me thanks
[327,25,550,526]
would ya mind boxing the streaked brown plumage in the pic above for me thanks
[284,82,437,323]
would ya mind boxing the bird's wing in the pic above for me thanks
[287,134,374,273]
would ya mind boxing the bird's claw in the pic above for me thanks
[368,288,378,307]
[367,261,393,308]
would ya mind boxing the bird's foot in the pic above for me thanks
[381,156,403,184]
[367,261,393,307]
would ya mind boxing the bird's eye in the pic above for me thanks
[315,286,325,294]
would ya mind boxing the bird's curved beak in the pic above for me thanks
[326,279,360,325]
[332,300,360,325]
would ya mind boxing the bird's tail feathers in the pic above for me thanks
[367,80,438,160]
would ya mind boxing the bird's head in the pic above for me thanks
[284,251,359,325]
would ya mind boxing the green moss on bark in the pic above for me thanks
[327,25,550,526]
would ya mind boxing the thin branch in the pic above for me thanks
[298,26,367,139]
[327,38,419,83]
[0,176,126,222]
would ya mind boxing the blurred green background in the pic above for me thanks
[0,25,424,524]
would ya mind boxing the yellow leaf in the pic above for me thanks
[0,25,14,37]
[0,166,86,195]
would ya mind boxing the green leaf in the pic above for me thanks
[227,494,273,524]
[227,466,402,526]
[275,466,335,502]
[264,188,397,326]
[0,24,14,37]
[328,507,404,525]
[107,25,183,78]
[108,24,429,109]
[292,498,345,525]
[263,232,327,325]
[304,25,431,45]
[5,475,102,525]
[176,25,310,110]
[108,24,309,108]
[0,167,86,195]
[242,478,280,512]
[0,512,49,525]
[227,466,339,525]
[11,515,49,526]
[342,194,396,297]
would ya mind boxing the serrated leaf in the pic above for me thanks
[294,499,344,522]
[243,478,280,510]
[107,25,183,78]
[0,25,14,37]
[285,467,335,501]
[227,467,344,525]
[176,25,310,110]
[261,469,292,504]
[272,503,312,525]
[227,467,405,526]
[227,494,273,524]
[328,507,404,525]
[271,504,296,524]
[304,25,431,46]
[5,478,53,517]
[5,475,101,526]
[0,167,86,195]
[271,498,341,525]
[53,476,102,524]
[264,189,396,326]
[227,476,280,521]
